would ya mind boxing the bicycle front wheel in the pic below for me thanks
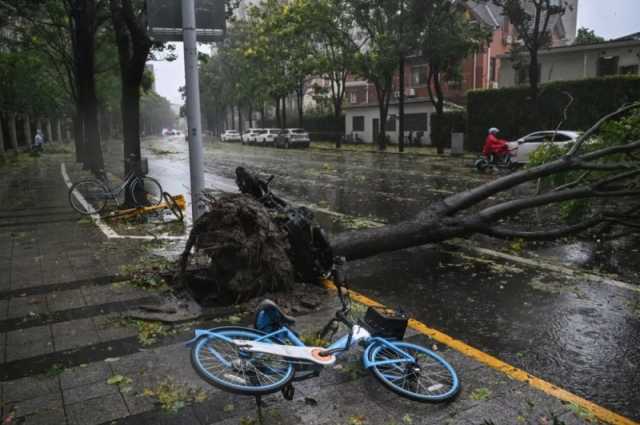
[191,327,294,396]
[130,176,163,207]
[366,341,459,402]
[68,180,109,215]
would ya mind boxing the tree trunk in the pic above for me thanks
[73,113,84,162]
[374,83,389,151]
[74,0,105,173]
[46,119,54,144]
[121,80,142,180]
[296,82,304,128]
[0,114,5,157]
[57,119,64,144]
[24,114,32,149]
[238,106,244,133]
[275,98,281,128]
[248,104,253,128]
[335,107,342,149]
[260,102,265,127]
[398,56,405,153]
[282,96,287,129]
[529,48,539,100]
[8,113,18,152]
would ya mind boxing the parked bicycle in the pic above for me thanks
[186,258,460,402]
[68,158,163,215]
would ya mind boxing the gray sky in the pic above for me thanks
[152,0,640,105]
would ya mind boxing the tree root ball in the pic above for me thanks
[191,193,295,299]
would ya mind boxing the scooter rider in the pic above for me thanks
[482,127,510,160]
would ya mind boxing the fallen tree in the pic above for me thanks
[180,104,640,299]
[333,103,640,260]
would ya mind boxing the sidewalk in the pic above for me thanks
[0,152,603,425]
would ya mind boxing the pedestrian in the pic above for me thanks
[32,128,44,155]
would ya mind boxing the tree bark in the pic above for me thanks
[296,80,304,128]
[8,113,19,152]
[72,113,84,161]
[275,97,281,128]
[282,96,287,128]
[110,0,153,201]
[398,56,405,153]
[46,119,54,144]
[0,115,5,157]
[57,119,64,144]
[73,0,105,173]
[24,114,32,148]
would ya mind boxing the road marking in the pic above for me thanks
[60,163,185,241]
[447,243,640,294]
[321,279,639,425]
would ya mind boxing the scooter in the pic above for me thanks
[474,150,516,172]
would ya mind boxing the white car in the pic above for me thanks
[275,128,311,148]
[255,128,280,146]
[221,130,242,143]
[507,130,582,164]
[242,128,263,145]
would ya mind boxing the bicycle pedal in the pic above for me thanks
[281,383,295,401]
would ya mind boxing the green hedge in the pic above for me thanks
[430,111,467,149]
[466,76,640,152]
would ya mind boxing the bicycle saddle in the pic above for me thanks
[254,299,296,333]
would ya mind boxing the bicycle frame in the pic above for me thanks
[188,324,418,372]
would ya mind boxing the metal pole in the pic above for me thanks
[182,0,206,222]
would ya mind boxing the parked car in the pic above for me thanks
[275,128,311,149]
[242,128,262,145]
[255,128,280,146]
[507,130,582,163]
[221,130,242,143]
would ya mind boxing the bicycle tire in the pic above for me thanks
[162,192,184,222]
[365,340,459,402]
[130,176,163,207]
[190,327,294,396]
[68,180,109,215]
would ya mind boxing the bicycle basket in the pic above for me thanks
[363,307,408,340]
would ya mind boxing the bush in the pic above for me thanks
[430,111,466,150]
[467,76,640,152]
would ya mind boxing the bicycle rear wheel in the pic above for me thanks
[68,180,109,215]
[366,340,459,402]
[130,176,163,207]
[191,327,294,396]
[162,192,184,222]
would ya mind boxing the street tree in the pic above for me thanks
[108,0,154,187]
[344,0,411,150]
[489,0,568,99]
[295,0,359,147]
[574,27,606,45]
[414,0,490,154]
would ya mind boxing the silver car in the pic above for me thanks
[507,130,582,164]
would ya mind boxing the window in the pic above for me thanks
[597,56,619,77]
[489,58,497,82]
[386,115,396,131]
[411,66,427,86]
[352,116,364,132]
[620,65,639,75]
[350,92,358,104]
[404,113,428,131]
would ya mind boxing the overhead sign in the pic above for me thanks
[147,0,226,42]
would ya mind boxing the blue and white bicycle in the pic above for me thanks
[187,260,460,403]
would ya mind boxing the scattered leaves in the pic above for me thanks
[143,378,208,412]
[470,387,491,401]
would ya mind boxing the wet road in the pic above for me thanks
[106,137,640,420]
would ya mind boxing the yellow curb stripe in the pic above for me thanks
[321,279,638,425]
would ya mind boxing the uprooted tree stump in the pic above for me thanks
[180,194,295,302]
